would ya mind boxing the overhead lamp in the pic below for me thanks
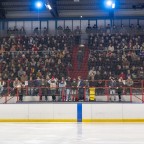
[35,1,43,9]
[106,0,112,6]
[112,3,115,9]
[45,3,52,10]
[105,0,115,9]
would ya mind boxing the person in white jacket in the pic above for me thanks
[48,76,57,101]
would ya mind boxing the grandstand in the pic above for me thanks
[0,0,144,113]
[1,0,144,144]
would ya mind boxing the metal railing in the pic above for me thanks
[1,27,144,38]
[0,80,143,103]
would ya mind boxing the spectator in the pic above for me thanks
[88,67,96,79]
[125,76,134,94]
[71,78,77,101]
[66,77,71,101]
[74,26,81,45]
[117,85,123,102]
[108,43,114,52]
[40,77,48,101]
[77,76,85,101]
[108,77,117,101]
[58,77,66,101]
[48,76,57,101]
[13,77,22,96]
[21,72,28,83]
[86,24,92,33]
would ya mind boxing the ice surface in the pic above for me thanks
[0,123,143,144]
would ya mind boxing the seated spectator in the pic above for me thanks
[18,68,24,78]
[108,44,114,52]
[106,24,111,34]
[21,72,28,83]
[43,27,48,35]
[137,67,144,79]
[57,26,63,35]
[119,72,126,80]
[86,24,92,33]
[33,27,39,35]
[64,26,71,35]
[125,76,134,94]
[88,67,96,79]
[20,27,26,35]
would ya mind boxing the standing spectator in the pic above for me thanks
[19,83,25,102]
[66,77,71,101]
[34,77,42,96]
[84,80,89,101]
[40,78,48,101]
[77,76,85,101]
[71,78,77,101]
[108,77,117,101]
[13,77,22,96]
[117,85,123,102]
[58,77,66,101]
[48,76,57,101]
[125,76,134,94]
[28,76,34,96]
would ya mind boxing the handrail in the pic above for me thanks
[0,84,143,103]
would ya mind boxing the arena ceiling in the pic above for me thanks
[0,0,144,19]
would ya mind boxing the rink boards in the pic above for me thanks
[0,103,144,122]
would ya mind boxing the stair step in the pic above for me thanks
[69,46,89,79]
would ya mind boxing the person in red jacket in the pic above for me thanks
[119,72,126,80]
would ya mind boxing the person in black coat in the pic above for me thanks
[77,76,85,101]
[117,86,123,102]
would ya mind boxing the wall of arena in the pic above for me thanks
[0,103,144,122]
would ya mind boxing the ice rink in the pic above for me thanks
[0,123,144,144]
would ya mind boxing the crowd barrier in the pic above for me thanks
[0,80,143,104]
[0,103,144,122]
